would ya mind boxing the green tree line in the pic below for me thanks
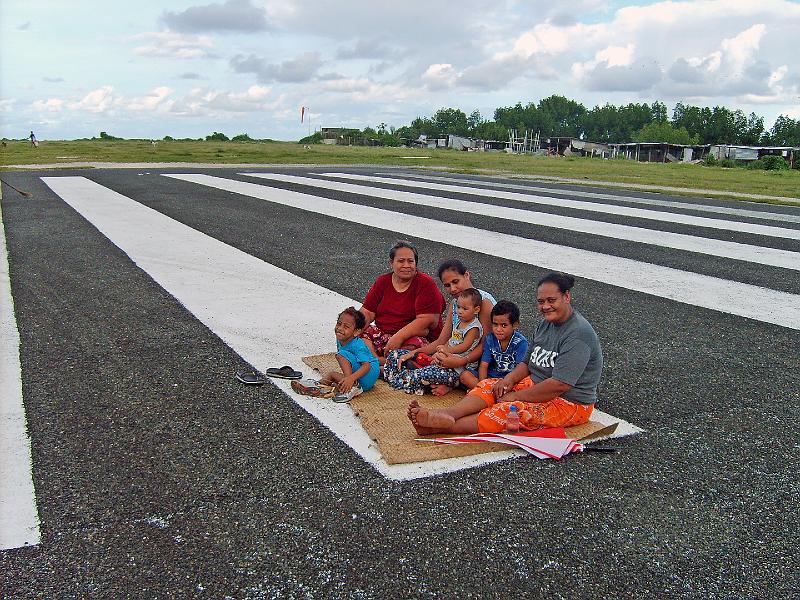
[379,96,800,147]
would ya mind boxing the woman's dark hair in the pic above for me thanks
[389,241,418,263]
[491,300,520,324]
[339,306,366,330]
[536,271,575,293]
[437,259,467,279]
[458,288,482,308]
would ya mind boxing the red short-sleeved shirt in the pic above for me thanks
[362,272,445,341]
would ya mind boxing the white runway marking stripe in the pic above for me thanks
[41,176,527,481]
[0,200,41,550]
[244,173,800,271]
[374,172,800,224]
[166,173,800,330]
[321,173,800,241]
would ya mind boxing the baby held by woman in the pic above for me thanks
[383,288,484,395]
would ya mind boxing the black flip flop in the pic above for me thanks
[235,370,266,385]
[265,365,303,380]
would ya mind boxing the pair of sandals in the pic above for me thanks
[236,367,353,403]
[235,365,302,386]
[292,379,362,403]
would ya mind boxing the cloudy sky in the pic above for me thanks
[2,0,798,141]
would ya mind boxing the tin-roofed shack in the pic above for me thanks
[709,145,798,167]
[447,134,483,151]
[537,137,611,158]
[610,142,799,166]
[610,142,706,163]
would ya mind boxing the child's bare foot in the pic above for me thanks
[430,384,452,396]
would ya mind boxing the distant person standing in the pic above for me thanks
[29,131,38,147]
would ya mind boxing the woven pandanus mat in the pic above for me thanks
[301,353,622,464]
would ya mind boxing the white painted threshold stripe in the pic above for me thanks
[166,173,800,330]
[321,173,800,241]
[0,199,41,549]
[374,172,800,225]
[40,177,530,481]
[243,173,799,271]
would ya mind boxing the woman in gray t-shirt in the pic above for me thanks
[408,272,602,435]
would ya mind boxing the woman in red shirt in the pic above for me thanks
[359,241,446,363]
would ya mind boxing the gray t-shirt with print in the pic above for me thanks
[527,309,603,405]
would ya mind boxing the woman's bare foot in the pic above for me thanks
[407,398,420,421]
[408,399,437,434]
[430,384,452,396]
[408,403,456,435]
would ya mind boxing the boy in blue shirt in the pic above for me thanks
[293,307,380,402]
[462,300,528,389]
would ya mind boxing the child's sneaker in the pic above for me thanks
[332,384,363,403]
[291,379,335,398]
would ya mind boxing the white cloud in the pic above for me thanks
[768,65,788,88]
[442,21,596,90]
[571,44,664,92]
[509,23,573,58]
[720,23,766,71]
[32,98,64,112]
[545,1,800,102]
[421,64,458,91]
[68,86,122,114]
[127,87,175,112]
[174,85,282,116]
[596,44,635,69]
[32,83,284,120]
[664,22,771,96]
[661,21,796,101]
[572,43,635,78]
[0,99,15,113]
[131,32,214,59]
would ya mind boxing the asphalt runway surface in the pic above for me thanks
[1,166,798,598]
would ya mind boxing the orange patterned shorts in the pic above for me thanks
[468,377,594,434]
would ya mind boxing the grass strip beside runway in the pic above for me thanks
[3,140,799,201]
